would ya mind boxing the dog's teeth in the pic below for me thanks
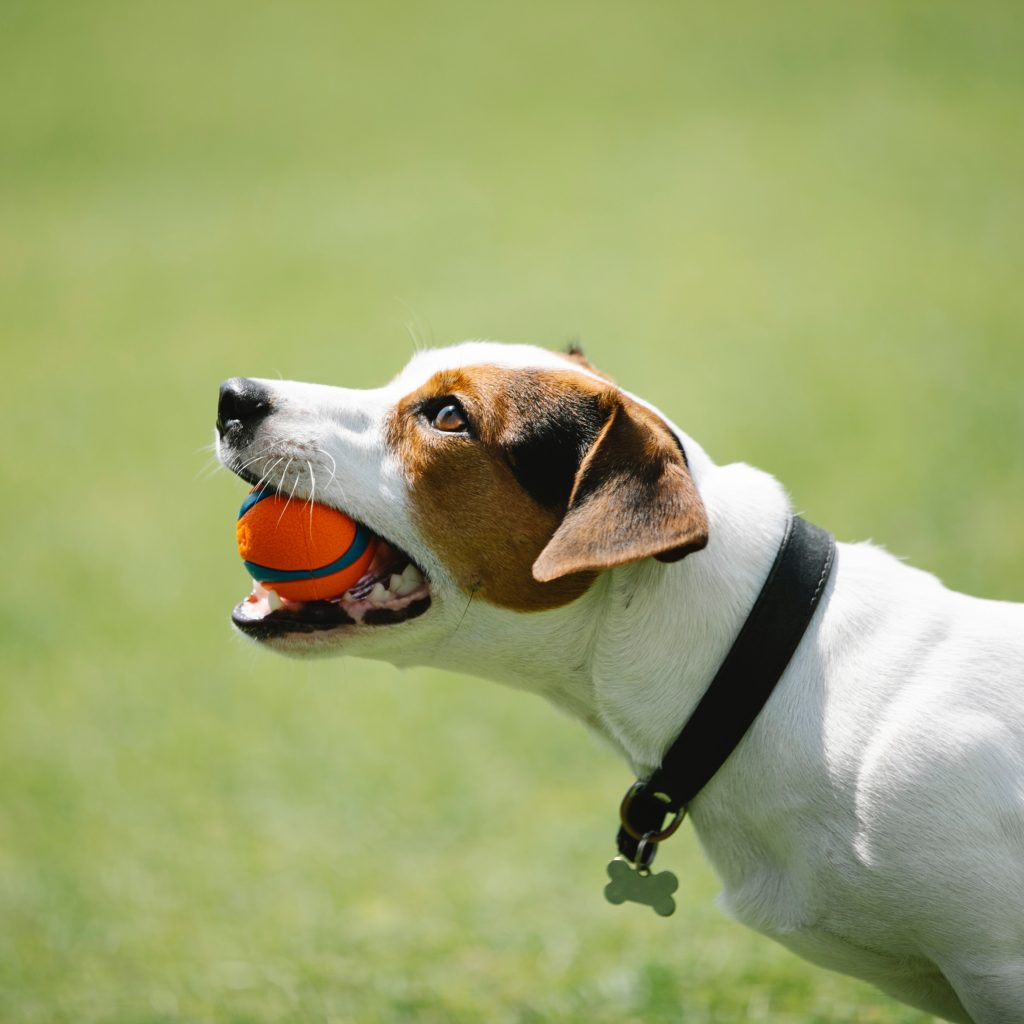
[401,564,423,585]
[370,583,388,603]
[389,574,404,592]
[267,589,283,612]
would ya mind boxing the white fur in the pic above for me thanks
[219,342,1024,1023]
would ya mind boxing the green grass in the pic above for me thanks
[2,1,1022,1020]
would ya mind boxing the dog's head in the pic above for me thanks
[216,342,708,659]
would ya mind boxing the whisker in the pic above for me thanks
[194,454,224,482]
[220,446,284,486]
[450,585,478,643]
[397,299,433,352]
[194,439,235,482]
[313,447,338,490]
[233,445,280,472]
[252,456,285,494]
[427,579,476,659]
[276,458,297,526]
[308,462,317,530]
[289,461,303,501]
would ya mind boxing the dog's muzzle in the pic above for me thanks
[216,379,432,640]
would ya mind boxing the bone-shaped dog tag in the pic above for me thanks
[604,857,678,917]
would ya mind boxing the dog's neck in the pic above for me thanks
[589,450,792,775]
[415,438,793,776]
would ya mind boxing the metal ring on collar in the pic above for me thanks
[635,833,658,871]
[618,781,686,843]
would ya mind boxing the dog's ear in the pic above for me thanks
[532,396,709,582]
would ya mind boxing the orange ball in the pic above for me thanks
[236,488,377,601]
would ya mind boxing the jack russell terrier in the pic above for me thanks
[216,341,1024,1023]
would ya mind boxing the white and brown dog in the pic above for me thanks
[216,341,1024,1023]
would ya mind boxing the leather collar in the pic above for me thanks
[617,515,836,867]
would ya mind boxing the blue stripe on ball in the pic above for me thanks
[237,486,278,519]
[243,522,373,583]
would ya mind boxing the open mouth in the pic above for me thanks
[231,524,432,640]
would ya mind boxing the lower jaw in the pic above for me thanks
[231,592,432,639]
[230,516,434,641]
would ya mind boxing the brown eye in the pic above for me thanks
[431,403,468,433]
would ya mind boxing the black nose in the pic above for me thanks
[217,378,273,437]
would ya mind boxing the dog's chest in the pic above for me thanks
[691,782,927,977]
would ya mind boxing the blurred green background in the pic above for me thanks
[2,1,1022,1021]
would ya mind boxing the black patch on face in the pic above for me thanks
[502,389,607,509]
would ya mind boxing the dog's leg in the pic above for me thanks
[942,960,1024,1024]
[869,974,971,1024]
[766,928,973,1022]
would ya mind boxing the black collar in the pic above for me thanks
[616,515,836,867]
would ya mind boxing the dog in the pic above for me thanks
[216,341,1024,1023]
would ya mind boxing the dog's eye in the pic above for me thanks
[431,403,468,433]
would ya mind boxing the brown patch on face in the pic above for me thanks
[387,367,601,611]
[386,363,708,612]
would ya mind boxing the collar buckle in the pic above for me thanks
[618,782,687,869]
[619,782,686,843]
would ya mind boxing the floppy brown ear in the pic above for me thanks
[532,396,709,583]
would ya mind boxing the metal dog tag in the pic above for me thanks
[604,857,678,917]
